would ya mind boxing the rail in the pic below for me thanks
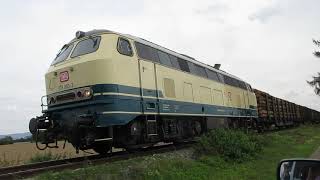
[0,142,194,179]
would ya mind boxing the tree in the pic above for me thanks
[308,40,320,95]
[12,136,33,143]
[0,136,13,145]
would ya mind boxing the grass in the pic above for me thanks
[0,152,21,167]
[0,151,72,167]
[35,124,320,180]
[0,141,92,167]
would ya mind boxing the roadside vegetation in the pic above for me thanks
[194,129,264,162]
[0,153,20,167]
[0,136,14,145]
[0,151,71,167]
[30,124,320,179]
[0,141,82,167]
[0,135,33,145]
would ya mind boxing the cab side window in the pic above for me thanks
[169,55,181,70]
[117,38,133,56]
[135,42,160,63]
[177,58,190,72]
[157,50,172,67]
[206,69,220,82]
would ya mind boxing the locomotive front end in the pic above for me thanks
[29,30,116,153]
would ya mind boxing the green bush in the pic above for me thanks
[194,129,264,162]
[0,136,13,145]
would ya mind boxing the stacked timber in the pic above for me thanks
[278,98,283,120]
[289,103,293,120]
[273,97,279,120]
[253,89,269,118]
[296,105,301,121]
[267,95,274,118]
[291,103,297,121]
[254,89,320,125]
[283,101,288,120]
[253,89,302,126]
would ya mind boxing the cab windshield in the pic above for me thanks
[71,36,101,58]
[51,44,74,65]
[51,36,101,65]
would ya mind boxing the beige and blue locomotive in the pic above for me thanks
[29,30,258,154]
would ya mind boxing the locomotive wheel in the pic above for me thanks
[93,143,112,155]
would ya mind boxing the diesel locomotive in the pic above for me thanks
[29,30,257,154]
[29,29,316,154]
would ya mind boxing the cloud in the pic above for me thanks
[194,3,229,23]
[195,3,229,15]
[249,6,281,23]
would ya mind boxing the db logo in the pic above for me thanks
[59,71,69,82]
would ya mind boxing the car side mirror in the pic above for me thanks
[277,159,320,180]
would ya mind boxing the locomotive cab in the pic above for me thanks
[30,30,121,153]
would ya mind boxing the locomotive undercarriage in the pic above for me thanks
[29,94,259,154]
[113,116,206,150]
[29,108,115,153]
[29,115,206,154]
[29,107,257,154]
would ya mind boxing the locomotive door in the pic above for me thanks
[138,60,159,115]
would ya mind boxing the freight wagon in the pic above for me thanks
[254,89,320,130]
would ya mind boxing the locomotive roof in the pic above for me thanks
[72,29,244,82]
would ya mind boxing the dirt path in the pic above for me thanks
[310,147,320,159]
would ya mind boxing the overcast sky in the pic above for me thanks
[0,0,319,134]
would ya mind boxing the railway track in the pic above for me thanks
[0,142,193,180]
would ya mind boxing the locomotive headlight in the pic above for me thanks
[83,90,92,97]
